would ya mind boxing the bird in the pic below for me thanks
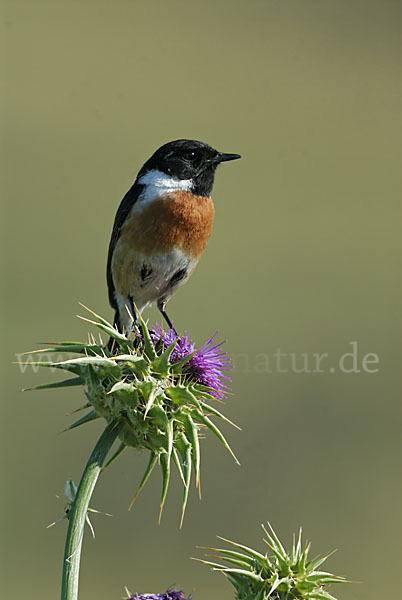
[106,138,241,339]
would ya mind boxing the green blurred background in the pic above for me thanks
[2,1,401,598]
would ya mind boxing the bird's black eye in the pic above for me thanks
[183,150,197,161]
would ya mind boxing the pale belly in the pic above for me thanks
[112,243,197,330]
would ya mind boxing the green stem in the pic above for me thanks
[61,421,122,600]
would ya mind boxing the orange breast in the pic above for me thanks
[120,190,215,259]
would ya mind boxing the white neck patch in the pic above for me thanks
[138,169,193,191]
[135,169,193,208]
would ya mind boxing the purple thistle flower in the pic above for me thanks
[150,324,232,400]
[126,589,191,600]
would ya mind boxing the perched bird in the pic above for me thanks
[107,139,241,337]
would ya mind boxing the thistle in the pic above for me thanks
[23,305,239,522]
[21,306,239,600]
[196,522,347,600]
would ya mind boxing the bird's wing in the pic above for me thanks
[106,182,143,309]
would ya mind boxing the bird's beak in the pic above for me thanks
[215,152,242,163]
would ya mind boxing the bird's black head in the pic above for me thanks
[138,139,241,197]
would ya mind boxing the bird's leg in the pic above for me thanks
[157,299,178,336]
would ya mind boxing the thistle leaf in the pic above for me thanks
[62,410,100,431]
[253,586,266,600]
[207,555,253,570]
[151,339,178,376]
[201,402,241,430]
[159,451,171,522]
[53,356,117,369]
[22,376,84,391]
[101,442,127,471]
[77,315,129,349]
[175,432,192,528]
[216,537,269,565]
[182,414,200,490]
[136,312,157,361]
[128,452,158,510]
[78,303,115,327]
[172,448,185,485]
[220,568,264,583]
[191,410,240,465]
[113,354,149,376]
[262,522,287,558]
[108,381,135,394]
[147,406,169,430]
[141,384,159,418]
[26,343,103,355]
[201,547,257,568]
[166,385,202,410]
[308,550,337,571]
